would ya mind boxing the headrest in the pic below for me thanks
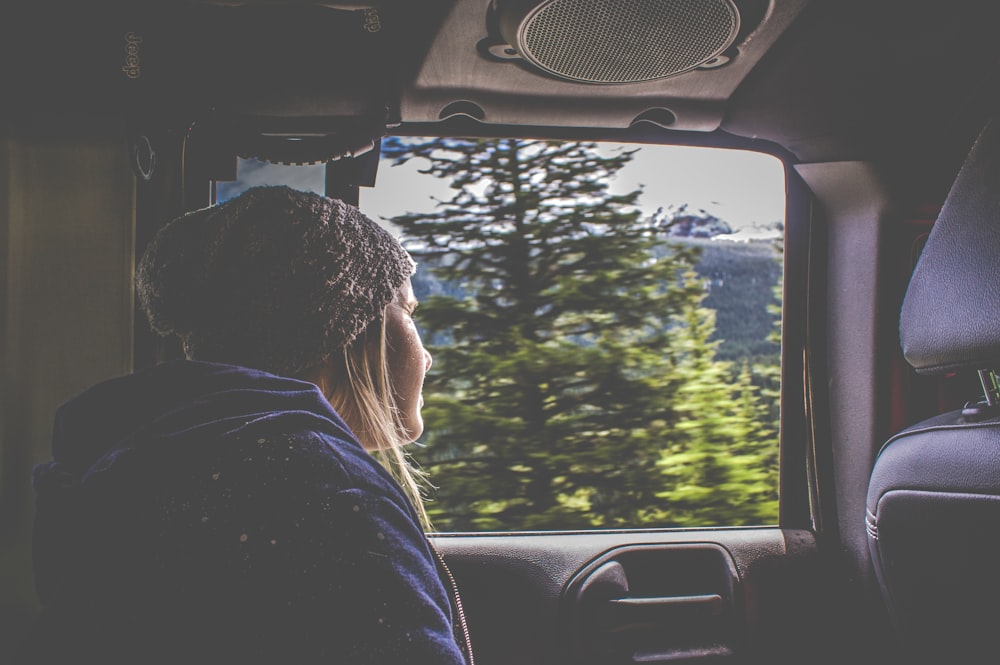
[900,118,1000,375]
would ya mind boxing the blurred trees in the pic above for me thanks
[384,137,779,531]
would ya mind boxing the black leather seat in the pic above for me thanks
[867,117,1000,662]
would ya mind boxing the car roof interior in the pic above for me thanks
[6,0,998,199]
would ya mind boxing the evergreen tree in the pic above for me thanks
[384,137,777,530]
[651,284,779,526]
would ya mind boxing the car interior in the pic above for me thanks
[4,0,1000,663]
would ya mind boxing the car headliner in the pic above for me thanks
[3,0,997,203]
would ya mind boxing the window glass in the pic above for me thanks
[220,138,785,532]
[217,157,325,201]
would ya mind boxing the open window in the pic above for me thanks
[213,133,789,533]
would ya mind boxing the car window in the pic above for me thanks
[218,137,785,532]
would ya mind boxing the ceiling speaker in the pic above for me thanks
[495,0,740,84]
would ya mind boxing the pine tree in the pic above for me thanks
[651,286,779,526]
[383,137,776,530]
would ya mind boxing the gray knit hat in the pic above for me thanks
[137,185,415,376]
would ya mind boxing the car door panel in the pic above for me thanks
[434,528,827,664]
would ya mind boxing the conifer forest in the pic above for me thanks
[384,137,781,531]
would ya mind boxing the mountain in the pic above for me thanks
[678,237,782,361]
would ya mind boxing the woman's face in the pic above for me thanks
[385,278,433,442]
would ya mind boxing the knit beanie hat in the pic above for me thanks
[137,185,415,377]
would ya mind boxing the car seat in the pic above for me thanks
[866,116,1000,662]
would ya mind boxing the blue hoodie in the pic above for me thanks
[24,360,470,664]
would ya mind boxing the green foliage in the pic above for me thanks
[652,293,779,526]
[385,137,780,531]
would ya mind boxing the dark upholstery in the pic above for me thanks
[899,118,1000,374]
[867,117,1000,661]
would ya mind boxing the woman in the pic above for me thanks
[23,186,473,664]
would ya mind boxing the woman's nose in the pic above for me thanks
[424,348,433,372]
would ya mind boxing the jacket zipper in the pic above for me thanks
[428,541,475,665]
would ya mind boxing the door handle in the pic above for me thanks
[603,594,724,634]
[568,545,739,662]
[609,594,723,610]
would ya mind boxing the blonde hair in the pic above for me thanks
[314,309,431,530]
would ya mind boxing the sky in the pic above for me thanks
[218,141,785,240]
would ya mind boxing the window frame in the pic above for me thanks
[164,121,812,533]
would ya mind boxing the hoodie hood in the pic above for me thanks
[32,360,368,607]
[44,360,357,476]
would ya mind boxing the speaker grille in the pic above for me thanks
[515,0,739,84]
